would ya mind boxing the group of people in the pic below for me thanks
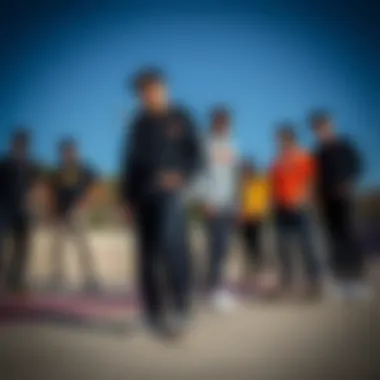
[120,68,372,338]
[0,67,372,340]
[0,135,100,293]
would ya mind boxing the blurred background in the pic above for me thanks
[1,0,379,228]
[0,0,379,379]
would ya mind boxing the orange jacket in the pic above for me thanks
[270,148,316,208]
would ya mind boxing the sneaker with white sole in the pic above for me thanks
[327,281,350,301]
[209,289,237,313]
[347,281,374,301]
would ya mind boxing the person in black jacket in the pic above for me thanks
[120,68,201,337]
[0,130,40,293]
[310,111,372,300]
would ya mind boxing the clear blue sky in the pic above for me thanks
[0,0,379,185]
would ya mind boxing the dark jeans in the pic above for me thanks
[240,220,263,274]
[206,212,233,290]
[274,207,320,286]
[136,194,191,323]
[50,213,97,284]
[0,210,30,291]
[320,196,364,279]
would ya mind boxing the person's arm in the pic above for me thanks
[335,139,363,197]
[0,158,7,197]
[76,166,99,211]
[119,116,144,211]
[343,139,363,182]
[25,162,45,214]
[181,110,203,183]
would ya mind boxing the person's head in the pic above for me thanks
[309,110,335,142]
[276,124,298,152]
[58,138,78,165]
[210,106,231,137]
[241,159,256,179]
[131,68,168,112]
[11,129,30,159]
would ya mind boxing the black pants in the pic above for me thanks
[0,211,30,291]
[206,212,233,290]
[320,196,364,279]
[136,194,191,322]
[274,208,321,285]
[240,220,263,274]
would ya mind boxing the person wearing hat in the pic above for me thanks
[119,68,202,338]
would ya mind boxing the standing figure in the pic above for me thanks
[238,159,270,286]
[202,107,240,312]
[0,130,40,294]
[270,125,322,298]
[120,68,201,338]
[48,138,99,292]
[310,111,372,300]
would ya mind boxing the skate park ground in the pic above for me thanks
[0,227,378,379]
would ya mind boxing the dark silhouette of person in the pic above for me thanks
[0,129,40,293]
[120,68,201,338]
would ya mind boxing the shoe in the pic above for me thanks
[347,281,374,301]
[45,277,67,293]
[143,316,177,340]
[209,289,237,313]
[165,313,191,340]
[327,281,349,301]
[303,280,324,300]
[83,279,101,294]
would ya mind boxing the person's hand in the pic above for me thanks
[158,171,183,191]
[335,182,352,198]
[203,204,217,218]
[70,205,87,224]
[237,212,247,224]
[122,203,135,225]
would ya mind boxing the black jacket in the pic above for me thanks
[0,155,40,214]
[119,106,201,205]
[314,136,362,198]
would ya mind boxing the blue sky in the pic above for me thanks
[0,0,379,185]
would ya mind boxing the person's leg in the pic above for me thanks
[320,197,357,299]
[295,212,322,294]
[68,214,98,289]
[241,220,262,279]
[0,214,9,290]
[274,209,293,289]
[206,212,231,291]
[321,198,346,280]
[336,198,370,298]
[136,201,165,327]
[7,214,31,293]
[160,194,192,324]
[49,219,68,287]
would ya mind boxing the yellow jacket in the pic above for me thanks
[240,176,270,220]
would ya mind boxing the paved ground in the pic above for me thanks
[0,228,378,379]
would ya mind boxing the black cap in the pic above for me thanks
[58,137,76,151]
[276,122,297,141]
[309,109,332,126]
[131,67,165,93]
[12,128,30,144]
[210,105,231,124]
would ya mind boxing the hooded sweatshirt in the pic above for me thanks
[201,134,239,211]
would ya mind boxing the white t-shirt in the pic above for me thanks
[201,135,240,210]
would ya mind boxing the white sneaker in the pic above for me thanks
[347,282,374,301]
[209,289,237,313]
[327,281,350,301]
